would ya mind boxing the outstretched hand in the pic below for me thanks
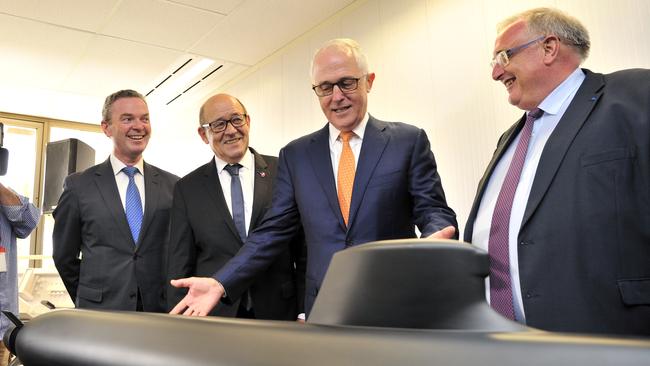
[169,277,224,316]
[427,225,457,239]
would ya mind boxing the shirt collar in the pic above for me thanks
[536,68,585,116]
[328,112,369,145]
[214,148,252,173]
[110,154,144,176]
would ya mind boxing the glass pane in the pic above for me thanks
[3,124,39,273]
[40,126,110,270]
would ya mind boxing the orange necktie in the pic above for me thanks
[337,131,355,226]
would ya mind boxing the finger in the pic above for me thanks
[170,297,189,315]
[430,226,456,239]
[170,278,192,288]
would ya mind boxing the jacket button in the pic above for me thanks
[133,254,138,260]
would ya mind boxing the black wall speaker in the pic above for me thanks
[43,139,95,213]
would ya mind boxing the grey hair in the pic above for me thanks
[310,38,369,81]
[102,89,146,123]
[498,7,590,61]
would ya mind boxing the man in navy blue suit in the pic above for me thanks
[170,38,457,318]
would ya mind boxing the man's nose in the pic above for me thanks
[492,63,505,81]
[331,84,346,100]
[223,121,238,134]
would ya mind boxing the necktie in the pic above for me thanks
[224,164,247,241]
[488,108,544,320]
[337,131,355,226]
[223,163,253,312]
[122,166,143,244]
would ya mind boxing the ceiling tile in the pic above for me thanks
[101,0,224,50]
[0,14,93,89]
[190,0,355,65]
[167,0,244,14]
[61,35,184,97]
[0,0,118,32]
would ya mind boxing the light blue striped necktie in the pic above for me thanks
[122,166,143,244]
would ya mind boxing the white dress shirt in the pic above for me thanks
[472,68,585,322]
[110,154,145,212]
[213,149,255,234]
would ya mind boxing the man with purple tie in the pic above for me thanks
[465,8,650,336]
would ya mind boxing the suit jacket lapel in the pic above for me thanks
[308,124,345,230]
[202,158,242,244]
[94,158,134,246]
[521,70,604,229]
[347,116,389,228]
[250,148,272,229]
[139,162,159,248]
[463,115,526,241]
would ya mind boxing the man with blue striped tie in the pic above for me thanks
[53,90,178,312]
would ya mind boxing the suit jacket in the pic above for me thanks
[215,116,457,315]
[53,158,178,312]
[166,148,305,319]
[464,69,650,336]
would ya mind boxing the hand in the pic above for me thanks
[427,225,456,239]
[169,277,224,316]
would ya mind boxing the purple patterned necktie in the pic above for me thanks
[488,108,543,320]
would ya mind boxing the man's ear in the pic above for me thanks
[198,126,210,144]
[542,36,561,65]
[366,72,376,92]
[101,121,111,137]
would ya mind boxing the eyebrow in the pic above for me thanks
[119,113,149,119]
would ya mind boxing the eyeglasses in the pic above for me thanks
[201,113,248,133]
[490,35,546,68]
[312,75,367,97]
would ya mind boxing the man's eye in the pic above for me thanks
[340,79,356,88]
[320,83,333,90]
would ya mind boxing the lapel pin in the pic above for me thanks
[258,171,266,177]
[590,96,597,101]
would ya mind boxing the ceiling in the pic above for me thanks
[0,0,355,122]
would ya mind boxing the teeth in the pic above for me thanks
[504,79,514,87]
[128,135,144,140]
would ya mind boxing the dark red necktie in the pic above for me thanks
[488,108,543,320]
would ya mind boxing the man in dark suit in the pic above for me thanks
[169,38,457,317]
[166,94,304,320]
[53,89,179,312]
[464,8,650,336]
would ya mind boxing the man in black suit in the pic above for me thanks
[167,93,304,320]
[465,8,650,336]
[53,89,179,312]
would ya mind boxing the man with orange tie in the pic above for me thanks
[170,38,457,318]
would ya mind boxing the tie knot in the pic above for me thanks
[527,108,544,121]
[122,166,139,178]
[224,163,242,176]
[339,131,354,143]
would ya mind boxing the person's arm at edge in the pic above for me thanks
[0,183,40,237]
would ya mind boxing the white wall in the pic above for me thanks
[151,0,650,235]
